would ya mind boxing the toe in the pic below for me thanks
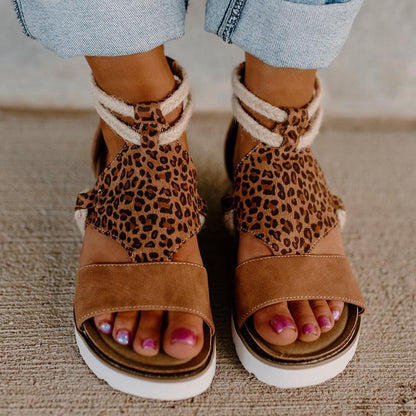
[112,311,138,346]
[309,300,334,333]
[133,311,163,357]
[327,300,345,322]
[253,302,298,346]
[163,312,204,360]
[94,313,115,335]
[289,300,321,342]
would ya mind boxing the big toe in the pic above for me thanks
[163,312,204,360]
[253,301,298,346]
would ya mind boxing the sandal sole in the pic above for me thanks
[75,327,216,400]
[231,317,359,388]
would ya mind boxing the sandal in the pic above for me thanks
[223,63,366,388]
[73,60,216,400]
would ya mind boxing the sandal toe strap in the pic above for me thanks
[74,262,214,333]
[235,255,365,328]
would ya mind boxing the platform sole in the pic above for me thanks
[231,318,359,388]
[75,328,216,400]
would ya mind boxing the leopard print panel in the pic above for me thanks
[230,107,343,255]
[75,102,207,263]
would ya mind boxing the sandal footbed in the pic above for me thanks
[236,304,360,366]
[79,320,215,378]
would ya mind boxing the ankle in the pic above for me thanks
[86,46,176,103]
[87,48,186,162]
[244,53,316,108]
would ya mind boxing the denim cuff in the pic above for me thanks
[14,0,187,58]
[205,0,364,69]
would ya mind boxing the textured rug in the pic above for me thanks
[0,112,415,415]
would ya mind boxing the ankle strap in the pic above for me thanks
[91,60,192,146]
[231,63,323,150]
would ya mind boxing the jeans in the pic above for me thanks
[12,0,363,68]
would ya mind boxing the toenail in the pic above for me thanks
[142,338,157,349]
[302,324,318,335]
[270,316,297,334]
[171,328,196,345]
[318,316,332,329]
[116,330,130,345]
[98,322,112,334]
[332,309,341,321]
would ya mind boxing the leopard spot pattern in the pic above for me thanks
[75,102,206,262]
[232,108,342,255]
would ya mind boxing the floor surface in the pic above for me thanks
[0,112,415,415]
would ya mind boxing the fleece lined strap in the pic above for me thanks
[91,60,192,146]
[231,63,323,150]
[235,255,366,328]
[75,262,214,333]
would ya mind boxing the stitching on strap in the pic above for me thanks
[236,254,346,269]
[78,261,207,272]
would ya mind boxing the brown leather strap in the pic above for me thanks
[74,262,214,333]
[235,255,365,328]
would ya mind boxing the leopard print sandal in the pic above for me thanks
[223,63,365,388]
[73,61,215,400]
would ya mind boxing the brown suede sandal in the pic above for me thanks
[223,63,365,388]
[73,61,215,400]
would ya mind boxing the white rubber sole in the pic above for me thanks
[75,329,216,400]
[231,318,359,388]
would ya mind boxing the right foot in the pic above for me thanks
[80,51,206,361]
[79,225,205,360]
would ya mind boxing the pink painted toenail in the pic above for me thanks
[171,328,196,345]
[318,316,332,329]
[302,324,318,335]
[332,309,341,321]
[116,330,130,345]
[270,316,296,334]
[142,338,157,349]
[99,322,112,334]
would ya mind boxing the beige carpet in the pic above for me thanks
[0,112,415,415]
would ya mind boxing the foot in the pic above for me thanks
[78,121,205,361]
[235,126,345,346]
[79,210,205,361]
[80,50,206,361]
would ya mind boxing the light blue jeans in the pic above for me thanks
[12,0,363,68]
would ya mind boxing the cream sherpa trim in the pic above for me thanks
[91,61,192,146]
[231,63,323,151]
[74,208,88,238]
[232,95,284,147]
[232,64,287,123]
[336,209,347,231]
[94,100,141,145]
[297,105,323,151]
[160,94,193,145]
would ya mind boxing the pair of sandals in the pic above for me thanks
[74,60,365,400]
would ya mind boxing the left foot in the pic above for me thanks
[230,55,346,346]
[234,126,345,347]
